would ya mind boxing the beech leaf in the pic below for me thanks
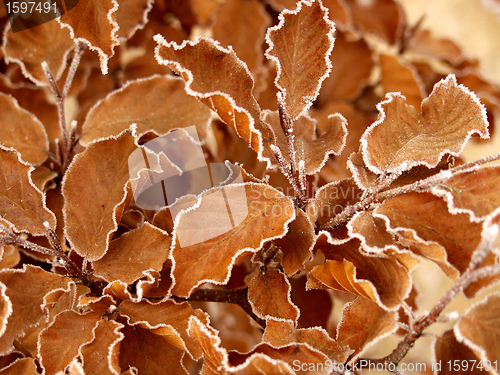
[0,93,49,165]
[169,183,295,297]
[337,297,398,360]
[455,292,500,365]
[58,0,120,74]
[80,319,124,375]
[265,0,335,119]
[0,147,56,236]
[118,299,209,360]
[39,310,102,375]
[431,165,500,222]
[361,75,489,175]
[80,75,212,146]
[247,268,299,322]
[0,265,72,355]
[2,21,74,86]
[92,223,170,285]
[0,358,39,375]
[115,0,153,40]
[62,129,137,261]
[154,35,275,166]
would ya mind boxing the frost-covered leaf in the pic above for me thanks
[263,319,350,362]
[154,36,275,165]
[92,223,171,284]
[289,276,332,329]
[265,0,335,119]
[115,0,153,40]
[375,192,483,280]
[274,209,314,276]
[307,234,411,310]
[170,183,295,297]
[433,329,486,375]
[0,147,56,235]
[58,0,120,74]
[213,0,271,74]
[0,265,72,355]
[0,281,11,341]
[80,319,124,375]
[0,246,20,270]
[248,268,299,322]
[119,299,209,360]
[0,93,49,165]
[455,293,500,366]
[2,21,74,86]
[62,129,136,261]
[431,165,500,222]
[337,297,398,360]
[361,75,489,175]
[119,323,188,375]
[379,54,425,109]
[80,75,212,146]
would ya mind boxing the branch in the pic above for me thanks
[173,287,266,329]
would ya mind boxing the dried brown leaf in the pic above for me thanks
[62,129,136,261]
[58,0,120,74]
[0,265,72,355]
[0,93,49,165]
[115,0,153,40]
[154,36,275,166]
[455,292,500,366]
[361,75,489,175]
[263,319,350,362]
[431,165,500,222]
[119,299,209,360]
[93,223,171,284]
[265,0,335,119]
[170,183,295,297]
[213,0,271,74]
[39,310,101,375]
[248,268,299,322]
[0,246,20,270]
[336,297,398,360]
[308,235,412,310]
[119,323,188,375]
[289,276,332,329]
[433,329,487,375]
[80,75,212,145]
[0,147,56,235]
[379,54,425,109]
[0,358,39,375]
[2,21,74,86]
[274,209,314,276]
[80,319,124,375]
[318,30,373,105]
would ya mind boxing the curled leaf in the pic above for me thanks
[361,75,489,175]
[265,0,335,119]
[0,147,56,235]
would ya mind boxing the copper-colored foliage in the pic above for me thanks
[265,0,335,120]
[80,75,212,145]
[92,222,171,284]
[154,35,274,163]
[362,75,489,175]
[170,183,295,297]
[0,148,56,235]
[2,21,74,86]
[0,93,49,165]
[58,0,119,73]
[248,268,299,322]
[337,297,398,359]
[455,293,500,365]
[62,129,136,261]
[0,265,71,355]
[433,329,485,375]
[0,358,39,375]
[115,0,153,40]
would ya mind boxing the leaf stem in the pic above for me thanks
[173,287,266,329]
